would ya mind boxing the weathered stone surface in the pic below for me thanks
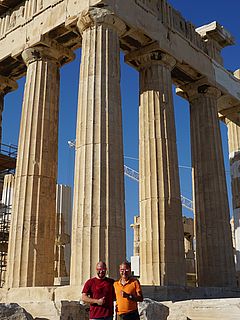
[0,0,239,124]
[0,76,17,145]
[165,298,240,320]
[226,72,240,279]
[70,7,126,285]
[135,51,185,286]
[0,303,33,320]
[6,45,62,288]
[2,287,59,319]
[178,81,236,287]
[142,285,240,301]
[60,301,89,320]
[0,287,240,319]
[227,120,240,273]
[138,298,169,320]
[0,0,22,15]
[0,0,240,312]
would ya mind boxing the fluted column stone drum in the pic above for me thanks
[70,8,126,285]
[6,46,63,287]
[179,81,236,287]
[226,120,240,273]
[129,51,186,286]
[0,75,17,145]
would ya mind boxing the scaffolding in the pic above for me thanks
[68,141,194,212]
[0,143,17,287]
[0,203,11,286]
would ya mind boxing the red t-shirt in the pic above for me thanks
[82,277,115,319]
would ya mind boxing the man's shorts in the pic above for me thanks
[117,309,140,320]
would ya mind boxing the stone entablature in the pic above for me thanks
[135,0,208,53]
[0,0,44,38]
[0,0,238,296]
[0,0,22,15]
[0,0,231,65]
[0,0,240,123]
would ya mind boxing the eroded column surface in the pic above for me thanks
[179,82,236,287]
[0,76,17,199]
[132,52,185,285]
[0,75,17,145]
[6,46,61,287]
[70,8,126,285]
[226,120,240,273]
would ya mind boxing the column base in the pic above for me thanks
[0,286,88,320]
[142,285,240,301]
[1,285,240,319]
[139,297,240,320]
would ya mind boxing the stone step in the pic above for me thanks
[139,297,240,320]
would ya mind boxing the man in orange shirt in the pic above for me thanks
[114,261,143,320]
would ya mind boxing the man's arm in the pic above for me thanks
[134,280,143,302]
[121,279,143,302]
[133,291,143,302]
[121,291,143,302]
[81,293,105,305]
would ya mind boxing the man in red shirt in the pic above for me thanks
[114,261,143,320]
[81,261,115,320]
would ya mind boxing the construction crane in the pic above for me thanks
[124,165,193,212]
[68,140,193,212]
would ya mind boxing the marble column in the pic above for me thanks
[6,46,62,287]
[0,76,17,201]
[130,216,140,257]
[179,81,236,287]
[131,52,185,285]
[70,8,126,285]
[0,75,17,145]
[226,120,240,273]
[0,92,3,145]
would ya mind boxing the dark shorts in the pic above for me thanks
[117,310,140,320]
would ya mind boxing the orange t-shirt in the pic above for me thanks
[114,278,143,315]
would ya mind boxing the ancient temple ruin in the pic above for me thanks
[0,0,240,318]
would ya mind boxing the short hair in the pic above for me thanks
[96,261,107,268]
[119,261,131,269]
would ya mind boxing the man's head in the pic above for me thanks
[96,261,107,279]
[119,261,131,280]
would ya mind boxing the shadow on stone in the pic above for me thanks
[60,300,89,320]
[138,298,169,320]
[142,285,240,301]
[0,303,34,320]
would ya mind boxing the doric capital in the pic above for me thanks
[0,75,18,94]
[136,51,176,70]
[224,117,234,126]
[196,21,234,49]
[22,41,75,67]
[77,7,126,36]
[177,78,221,102]
[125,43,176,71]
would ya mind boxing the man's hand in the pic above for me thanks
[121,291,132,300]
[121,290,143,302]
[121,290,128,298]
[97,297,105,305]
[81,293,106,305]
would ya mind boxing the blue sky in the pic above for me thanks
[3,0,240,259]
